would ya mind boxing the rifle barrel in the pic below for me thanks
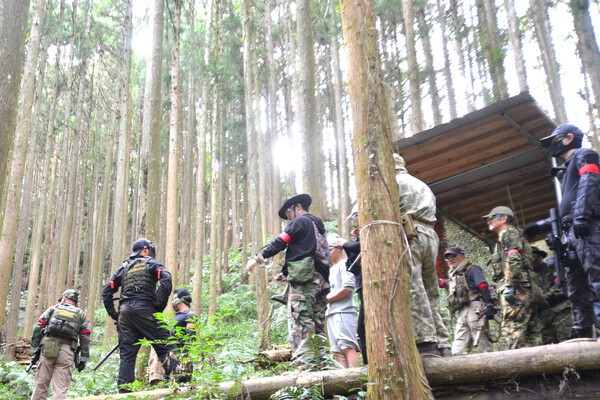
[92,343,119,371]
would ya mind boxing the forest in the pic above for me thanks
[0,0,599,398]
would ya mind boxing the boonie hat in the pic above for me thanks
[531,246,548,258]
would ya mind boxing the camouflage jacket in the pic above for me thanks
[491,224,532,288]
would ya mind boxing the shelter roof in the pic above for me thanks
[393,92,558,243]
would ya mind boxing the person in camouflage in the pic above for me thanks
[484,206,541,349]
[246,194,330,352]
[30,289,91,400]
[531,249,573,344]
[394,154,451,356]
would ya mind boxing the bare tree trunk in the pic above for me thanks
[165,0,182,287]
[0,0,31,205]
[436,0,457,119]
[530,0,568,123]
[401,0,424,133]
[0,0,42,332]
[504,0,528,92]
[296,0,322,212]
[141,0,165,242]
[340,0,434,398]
[570,0,600,132]
[208,91,220,320]
[449,0,474,112]
[416,5,442,126]
[242,0,269,350]
[476,0,508,101]
[110,0,134,275]
[329,11,350,238]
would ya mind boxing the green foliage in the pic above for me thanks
[269,385,325,400]
[291,335,339,372]
[0,362,34,399]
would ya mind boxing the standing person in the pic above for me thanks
[30,289,91,400]
[326,233,360,368]
[342,204,367,364]
[439,247,495,355]
[102,238,176,393]
[246,194,330,352]
[484,206,541,349]
[394,153,451,356]
[525,124,600,339]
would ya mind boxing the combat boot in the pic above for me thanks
[417,342,439,356]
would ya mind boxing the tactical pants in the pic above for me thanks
[415,223,451,350]
[287,272,330,351]
[31,343,74,400]
[568,220,600,333]
[452,300,492,355]
[499,286,541,349]
[117,304,176,391]
[538,301,573,344]
[407,228,440,344]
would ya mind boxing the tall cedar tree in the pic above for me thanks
[340,0,434,398]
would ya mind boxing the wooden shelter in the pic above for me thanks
[394,92,559,243]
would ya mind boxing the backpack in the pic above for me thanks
[311,221,331,268]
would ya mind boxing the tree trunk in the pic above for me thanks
[110,0,133,273]
[401,0,424,133]
[296,0,322,211]
[329,9,351,238]
[570,0,600,129]
[165,0,181,287]
[504,0,528,92]
[208,90,220,320]
[416,4,442,126]
[340,0,434,398]
[449,0,474,112]
[476,0,508,102]
[139,0,165,242]
[435,0,457,119]
[530,0,568,123]
[0,0,31,205]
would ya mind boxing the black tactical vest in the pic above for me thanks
[46,303,82,341]
[122,258,157,300]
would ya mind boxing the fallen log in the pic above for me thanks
[71,340,600,400]
[424,339,600,386]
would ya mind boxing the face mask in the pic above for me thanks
[172,298,182,311]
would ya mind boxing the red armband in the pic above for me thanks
[507,249,519,257]
[157,268,163,279]
[579,164,600,175]
[110,280,115,290]
[439,279,447,288]
[38,318,48,326]
[477,282,489,291]
[279,232,291,244]
[79,328,92,335]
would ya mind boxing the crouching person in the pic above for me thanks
[31,289,91,400]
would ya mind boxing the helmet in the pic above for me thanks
[62,289,80,304]
[130,238,156,258]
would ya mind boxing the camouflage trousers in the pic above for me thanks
[537,301,573,344]
[407,228,439,344]
[414,223,451,349]
[287,272,330,350]
[499,285,542,350]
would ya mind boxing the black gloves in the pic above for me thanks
[76,361,86,372]
[485,303,496,319]
[573,217,590,238]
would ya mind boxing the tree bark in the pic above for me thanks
[165,0,182,287]
[340,0,434,398]
[416,4,442,126]
[139,0,165,242]
[504,0,528,92]
[0,0,31,205]
[435,0,457,119]
[402,0,424,134]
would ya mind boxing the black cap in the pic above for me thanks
[443,246,465,259]
[130,238,155,258]
[540,124,584,148]
[174,288,192,305]
[278,194,312,220]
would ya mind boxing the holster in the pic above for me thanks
[402,214,418,240]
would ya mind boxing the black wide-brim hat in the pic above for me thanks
[278,194,312,220]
